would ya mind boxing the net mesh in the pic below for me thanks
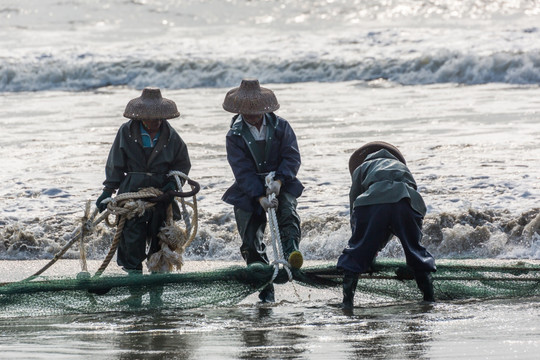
[0,265,272,317]
[296,259,540,301]
[1,259,539,316]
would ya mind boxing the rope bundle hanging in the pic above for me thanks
[94,187,164,276]
[6,173,201,284]
[147,171,199,273]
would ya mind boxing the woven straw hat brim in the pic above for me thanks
[223,79,280,115]
[349,141,406,175]
[123,88,180,120]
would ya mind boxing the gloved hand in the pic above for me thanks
[161,181,177,193]
[96,190,113,213]
[266,179,282,196]
[259,196,278,212]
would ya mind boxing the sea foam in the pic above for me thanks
[2,50,540,92]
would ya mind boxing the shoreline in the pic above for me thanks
[2,258,539,282]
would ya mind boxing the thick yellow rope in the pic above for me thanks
[93,215,126,277]
[96,182,199,276]
[78,201,91,273]
[11,180,199,284]
[93,188,162,277]
[147,181,199,273]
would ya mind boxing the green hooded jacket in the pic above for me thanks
[103,119,191,194]
[349,149,426,216]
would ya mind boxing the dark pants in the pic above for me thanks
[117,202,169,271]
[337,199,436,274]
[234,191,301,265]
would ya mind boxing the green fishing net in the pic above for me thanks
[1,259,539,316]
[295,259,540,301]
[0,264,273,317]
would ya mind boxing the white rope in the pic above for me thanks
[265,172,293,282]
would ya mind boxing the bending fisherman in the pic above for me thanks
[337,141,436,309]
[222,79,304,303]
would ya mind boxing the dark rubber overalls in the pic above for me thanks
[337,149,436,305]
[223,113,303,279]
[103,120,191,271]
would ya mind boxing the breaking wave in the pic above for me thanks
[1,208,539,262]
[2,50,540,92]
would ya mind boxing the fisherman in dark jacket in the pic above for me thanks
[337,141,436,309]
[222,79,304,303]
[96,88,191,280]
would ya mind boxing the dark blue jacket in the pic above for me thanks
[222,113,304,212]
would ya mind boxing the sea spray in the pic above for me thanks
[1,208,538,261]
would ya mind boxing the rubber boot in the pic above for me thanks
[119,269,143,307]
[149,285,164,307]
[395,265,415,280]
[414,271,435,302]
[258,283,275,303]
[288,250,304,269]
[119,286,143,307]
[149,271,164,307]
[341,271,359,310]
[367,257,377,274]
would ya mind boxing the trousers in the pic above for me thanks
[234,191,301,265]
[117,201,169,271]
[337,198,436,274]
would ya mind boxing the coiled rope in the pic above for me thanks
[146,171,199,273]
[20,203,109,282]
[15,172,200,283]
[94,187,164,277]
[265,172,293,283]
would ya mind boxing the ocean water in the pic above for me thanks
[0,260,539,360]
[1,0,540,359]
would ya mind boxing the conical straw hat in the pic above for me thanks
[124,87,180,120]
[349,141,406,175]
[223,79,280,115]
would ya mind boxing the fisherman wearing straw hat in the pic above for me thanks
[222,79,304,303]
[96,88,191,285]
[337,141,436,309]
